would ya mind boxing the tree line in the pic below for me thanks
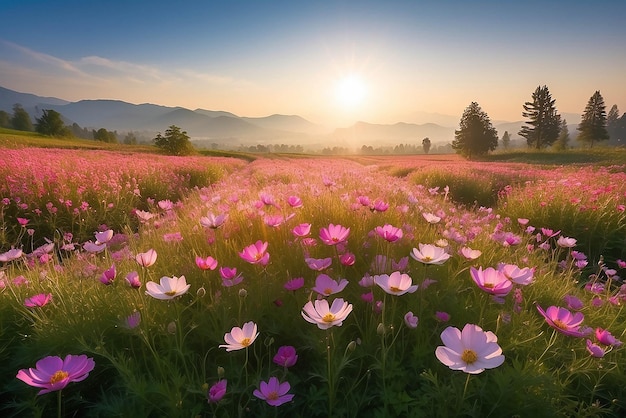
[452,86,625,159]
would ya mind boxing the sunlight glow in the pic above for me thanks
[335,74,367,109]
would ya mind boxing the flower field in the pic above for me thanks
[1,147,626,417]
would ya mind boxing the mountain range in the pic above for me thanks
[0,85,581,147]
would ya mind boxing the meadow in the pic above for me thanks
[1,137,626,417]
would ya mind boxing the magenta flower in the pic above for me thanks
[207,380,227,403]
[284,277,304,291]
[410,244,451,265]
[312,274,349,296]
[196,256,218,271]
[219,267,244,287]
[239,240,270,266]
[83,241,106,253]
[371,199,388,212]
[563,294,584,310]
[339,252,355,266]
[99,264,116,285]
[302,298,353,329]
[435,324,504,374]
[470,267,513,296]
[292,223,311,237]
[374,272,418,296]
[124,311,141,329]
[374,224,404,242]
[536,305,589,337]
[253,377,294,406]
[16,354,95,395]
[273,345,298,368]
[0,247,24,262]
[219,321,259,351]
[404,311,419,329]
[24,293,52,308]
[586,339,606,358]
[135,249,157,267]
[435,311,450,322]
[94,229,114,244]
[125,271,141,288]
[305,257,332,271]
[595,328,622,347]
[319,223,350,246]
[287,196,303,208]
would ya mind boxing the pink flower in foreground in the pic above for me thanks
[374,272,418,296]
[305,257,332,271]
[470,267,513,296]
[239,240,270,266]
[435,311,450,322]
[0,248,23,262]
[287,196,303,208]
[219,321,259,352]
[94,229,113,244]
[435,324,504,374]
[557,236,577,248]
[199,213,227,229]
[536,305,589,337]
[374,224,404,242]
[273,345,298,368]
[196,256,218,271]
[302,298,353,329]
[563,294,584,310]
[253,377,294,406]
[422,212,441,224]
[145,276,190,300]
[24,293,52,308]
[459,247,482,260]
[498,263,534,285]
[312,274,349,296]
[207,379,227,403]
[404,311,419,328]
[125,271,141,288]
[16,354,95,395]
[339,252,355,266]
[319,223,350,246]
[83,241,106,253]
[586,339,606,358]
[284,277,304,291]
[292,223,311,237]
[595,328,623,347]
[135,249,157,267]
[99,264,116,285]
[410,244,451,265]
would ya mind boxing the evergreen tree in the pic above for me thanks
[519,85,560,149]
[422,137,431,154]
[10,104,34,131]
[501,131,511,150]
[123,132,138,145]
[0,110,10,128]
[553,119,570,151]
[577,90,609,148]
[35,109,67,137]
[153,125,194,155]
[607,104,620,129]
[607,104,620,144]
[452,102,498,160]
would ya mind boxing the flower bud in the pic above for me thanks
[217,366,225,378]
[376,323,385,335]
[167,321,177,334]
[347,340,357,352]
[238,288,248,298]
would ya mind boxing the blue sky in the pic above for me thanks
[1,0,625,127]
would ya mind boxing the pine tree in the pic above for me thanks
[452,102,498,160]
[519,85,560,149]
[501,131,511,150]
[553,119,570,151]
[10,104,33,131]
[577,91,609,148]
[35,109,67,137]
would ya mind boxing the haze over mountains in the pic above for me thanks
[0,85,581,148]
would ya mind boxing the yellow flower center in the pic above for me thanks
[552,319,568,330]
[165,290,177,296]
[324,288,333,295]
[483,282,495,289]
[240,338,251,347]
[461,349,478,364]
[322,313,336,323]
[390,286,401,293]
[49,370,69,385]
[422,256,432,262]
[267,391,279,401]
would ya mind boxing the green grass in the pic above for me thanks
[483,146,626,166]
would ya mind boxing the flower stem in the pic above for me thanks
[57,389,62,418]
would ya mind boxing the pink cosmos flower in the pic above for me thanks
[586,339,605,358]
[470,267,513,296]
[312,274,349,296]
[410,244,451,265]
[135,210,154,222]
[284,277,304,291]
[339,252,355,266]
[135,249,157,267]
[422,212,441,224]
[435,311,450,322]
[404,311,419,328]
[99,264,116,285]
[319,223,350,246]
[0,248,24,262]
[196,256,218,271]
[595,328,622,347]
[305,257,332,271]
[563,294,584,310]
[145,276,191,300]
[374,272,418,296]
[498,263,534,285]
[239,240,270,266]
[371,199,389,212]
[16,354,95,395]
[24,293,52,308]
[83,241,106,253]
[287,196,303,208]
[435,324,505,374]
[536,305,589,337]
[125,271,141,288]
[158,199,174,211]
[273,345,298,368]
[557,236,577,248]
[219,321,259,351]
[124,311,141,329]
[199,212,227,229]
[292,223,311,237]
[94,229,113,244]
[301,298,353,329]
[253,377,294,406]
[374,224,404,242]
[17,217,29,226]
[459,247,482,260]
[207,380,227,403]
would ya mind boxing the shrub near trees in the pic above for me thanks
[452,102,498,159]
[153,125,195,155]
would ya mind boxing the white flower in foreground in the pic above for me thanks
[219,321,259,351]
[410,243,451,265]
[145,275,190,300]
[374,271,418,296]
[435,323,504,374]
[302,298,353,330]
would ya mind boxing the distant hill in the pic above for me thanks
[332,121,455,145]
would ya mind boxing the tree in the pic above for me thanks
[519,85,561,149]
[577,91,609,148]
[123,132,138,145]
[553,119,570,151]
[35,109,67,137]
[451,102,499,160]
[422,137,431,154]
[153,125,194,155]
[606,104,620,144]
[10,104,34,131]
[0,110,10,128]
[93,128,118,143]
[501,131,511,150]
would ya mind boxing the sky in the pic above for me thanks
[1,0,625,128]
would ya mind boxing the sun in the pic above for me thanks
[335,74,367,109]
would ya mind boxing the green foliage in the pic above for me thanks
[519,85,561,149]
[10,104,33,132]
[0,110,10,128]
[153,125,195,156]
[578,91,609,148]
[422,137,431,154]
[35,109,67,137]
[93,127,118,143]
[452,102,498,160]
